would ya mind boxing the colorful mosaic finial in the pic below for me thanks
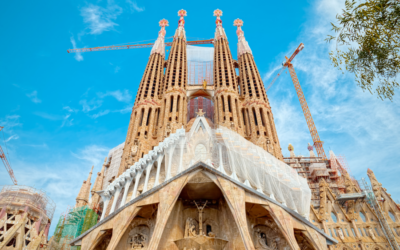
[214,9,223,27]
[159,19,169,28]
[178,9,187,27]
[175,10,187,39]
[288,144,294,151]
[151,19,168,56]
[233,18,252,56]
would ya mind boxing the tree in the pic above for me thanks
[326,0,400,100]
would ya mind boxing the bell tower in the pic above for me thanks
[160,10,188,138]
[212,9,243,135]
[234,19,283,159]
[118,19,168,175]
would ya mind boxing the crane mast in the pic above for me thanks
[268,43,327,160]
[284,56,327,160]
[0,126,18,185]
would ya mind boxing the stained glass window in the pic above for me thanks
[331,212,338,223]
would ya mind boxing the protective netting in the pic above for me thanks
[0,185,56,221]
[152,118,310,217]
[51,205,98,250]
[103,142,125,190]
[187,97,214,122]
[187,45,214,86]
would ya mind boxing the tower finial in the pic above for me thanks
[213,9,227,40]
[174,10,187,39]
[151,19,169,56]
[178,9,187,27]
[233,18,252,56]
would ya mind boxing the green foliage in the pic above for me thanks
[326,0,400,100]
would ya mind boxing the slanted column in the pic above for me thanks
[143,161,154,193]
[218,143,227,174]
[177,137,186,173]
[154,153,164,188]
[99,192,111,221]
[165,142,177,180]
[130,169,143,201]
[120,172,134,207]
[110,182,123,214]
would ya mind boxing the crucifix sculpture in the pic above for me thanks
[194,200,208,235]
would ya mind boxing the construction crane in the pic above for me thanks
[0,126,18,185]
[67,39,214,53]
[267,43,327,160]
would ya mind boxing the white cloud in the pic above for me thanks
[79,99,103,112]
[72,144,109,167]
[70,36,83,61]
[80,2,122,35]
[90,110,110,119]
[5,135,19,142]
[26,91,41,103]
[126,0,145,12]
[266,0,400,199]
[98,89,132,102]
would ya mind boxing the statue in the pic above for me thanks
[194,200,208,236]
[165,123,171,137]
[203,79,207,89]
[254,229,269,249]
[131,140,139,157]
[337,228,345,240]
[185,218,197,238]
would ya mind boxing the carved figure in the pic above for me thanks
[165,123,171,137]
[203,79,207,89]
[128,225,150,249]
[254,229,269,249]
[131,140,139,157]
[185,217,197,238]
[338,228,345,240]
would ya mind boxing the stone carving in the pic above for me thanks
[131,140,139,157]
[165,123,171,137]
[338,228,345,240]
[128,225,150,249]
[185,217,198,238]
[253,225,281,250]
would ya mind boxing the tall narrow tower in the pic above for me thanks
[118,19,168,175]
[212,10,243,135]
[234,19,283,159]
[75,165,93,208]
[160,10,188,138]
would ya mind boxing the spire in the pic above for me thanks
[91,157,107,195]
[174,9,187,40]
[213,9,227,40]
[367,168,383,201]
[307,143,316,157]
[151,19,168,56]
[233,19,252,57]
[75,166,93,208]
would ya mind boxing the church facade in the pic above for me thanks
[64,9,400,250]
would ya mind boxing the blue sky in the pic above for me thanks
[1,0,400,236]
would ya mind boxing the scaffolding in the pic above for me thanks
[360,178,400,250]
[187,45,214,86]
[51,205,98,250]
[187,97,214,123]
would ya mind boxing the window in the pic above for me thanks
[363,228,368,236]
[334,228,338,237]
[351,228,356,237]
[358,228,363,236]
[331,212,338,223]
[329,228,333,237]
[345,228,350,237]
[394,228,399,237]
[359,212,367,222]
[389,211,396,222]
[375,228,380,236]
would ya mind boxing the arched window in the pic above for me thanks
[331,212,337,223]
[359,212,367,222]
[389,211,396,222]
